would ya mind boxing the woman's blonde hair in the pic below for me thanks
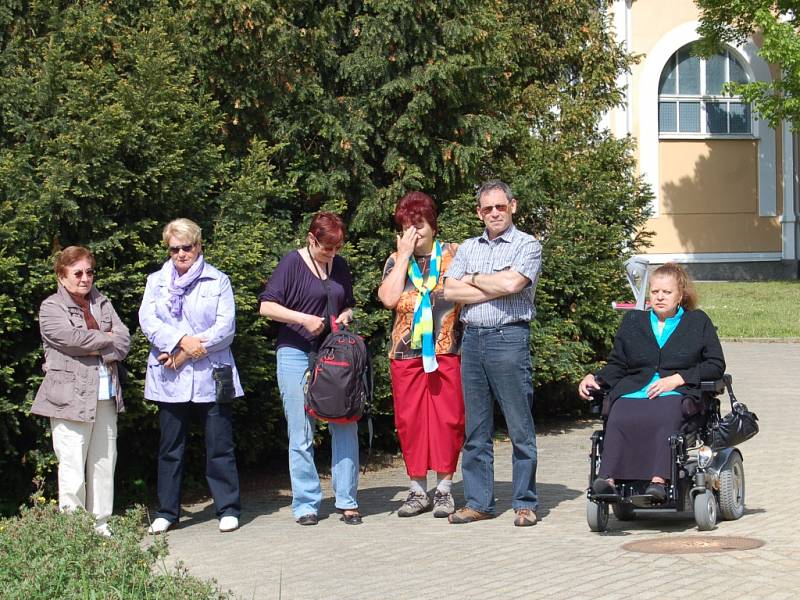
[651,262,698,310]
[162,218,202,246]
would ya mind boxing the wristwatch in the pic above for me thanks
[471,273,478,285]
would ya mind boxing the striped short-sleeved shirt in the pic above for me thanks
[444,224,542,327]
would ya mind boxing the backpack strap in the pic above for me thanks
[308,249,338,335]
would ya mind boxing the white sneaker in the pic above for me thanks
[95,523,112,537]
[147,517,173,534]
[219,515,239,532]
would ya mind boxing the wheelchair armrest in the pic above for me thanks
[700,377,727,395]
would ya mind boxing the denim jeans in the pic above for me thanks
[277,346,359,518]
[156,401,241,522]
[460,323,538,513]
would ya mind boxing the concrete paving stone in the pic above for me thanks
[157,342,800,599]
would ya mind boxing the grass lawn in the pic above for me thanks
[695,281,800,338]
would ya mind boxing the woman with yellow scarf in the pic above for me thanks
[378,192,465,519]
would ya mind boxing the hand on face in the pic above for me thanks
[396,227,420,258]
[398,219,434,257]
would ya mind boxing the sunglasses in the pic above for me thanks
[478,203,510,217]
[168,243,195,254]
[71,269,95,279]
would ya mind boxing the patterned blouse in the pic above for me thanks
[382,242,462,360]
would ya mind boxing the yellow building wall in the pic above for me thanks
[648,140,781,253]
[620,0,784,256]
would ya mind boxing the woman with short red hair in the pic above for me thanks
[378,192,465,518]
[259,212,362,525]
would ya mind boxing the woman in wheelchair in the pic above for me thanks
[578,263,725,501]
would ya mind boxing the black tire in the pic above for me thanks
[693,490,718,531]
[612,502,635,521]
[719,453,746,520]
[587,500,609,532]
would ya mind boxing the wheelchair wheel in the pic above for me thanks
[693,490,718,531]
[719,453,745,520]
[612,502,635,521]
[587,500,609,532]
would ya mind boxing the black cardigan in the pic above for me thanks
[596,308,725,403]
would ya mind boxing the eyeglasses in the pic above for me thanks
[478,203,510,217]
[168,243,195,254]
[311,236,343,253]
[71,269,95,279]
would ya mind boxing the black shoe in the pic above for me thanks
[296,513,318,526]
[340,510,363,525]
[645,482,667,501]
[592,477,616,495]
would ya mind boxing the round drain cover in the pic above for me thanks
[623,536,765,554]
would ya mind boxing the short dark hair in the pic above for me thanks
[54,246,95,278]
[475,180,513,206]
[394,191,438,232]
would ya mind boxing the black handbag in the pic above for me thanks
[710,376,759,450]
[212,364,235,404]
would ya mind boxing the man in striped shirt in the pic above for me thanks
[443,180,542,527]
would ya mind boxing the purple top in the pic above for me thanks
[259,250,355,352]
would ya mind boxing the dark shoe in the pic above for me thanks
[592,477,616,495]
[296,513,318,526]
[645,481,667,501]
[340,510,363,525]
[448,507,494,524]
[513,508,538,527]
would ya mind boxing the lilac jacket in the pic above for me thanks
[139,259,243,403]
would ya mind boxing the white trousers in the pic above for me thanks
[50,399,117,526]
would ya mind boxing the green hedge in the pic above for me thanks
[0,0,652,511]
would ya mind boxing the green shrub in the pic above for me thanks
[0,0,652,508]
[0,504,230,599]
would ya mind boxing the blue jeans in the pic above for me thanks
[460,323,538,514]
[277,346,359,518]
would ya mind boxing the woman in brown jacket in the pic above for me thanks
[31,246,130,536]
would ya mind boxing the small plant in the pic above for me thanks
[0,504,232,600]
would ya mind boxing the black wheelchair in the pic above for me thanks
[586,374,746,532]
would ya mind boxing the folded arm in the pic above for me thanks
[39,299,114,357]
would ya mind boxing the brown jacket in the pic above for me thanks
[31,284,131,422]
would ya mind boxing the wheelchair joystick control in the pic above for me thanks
[588,388,604,416]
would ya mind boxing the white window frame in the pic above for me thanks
[639,21,775,218]
[658,45,754,139]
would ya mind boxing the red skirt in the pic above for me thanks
[390,354,465,477]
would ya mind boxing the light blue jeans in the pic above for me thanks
[276,346,359,518]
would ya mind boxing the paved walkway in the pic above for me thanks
[162,342,800,599]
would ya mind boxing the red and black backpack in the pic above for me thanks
[305,319,371,423]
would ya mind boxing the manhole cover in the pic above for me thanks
[623,536,765,554]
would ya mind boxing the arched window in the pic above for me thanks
[658,42,751,136]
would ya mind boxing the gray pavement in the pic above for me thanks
[161,342,800,599]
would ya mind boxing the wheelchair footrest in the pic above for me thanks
[630,494,667,508]
[591,493,620,502]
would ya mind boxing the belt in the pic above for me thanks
[464,322,528,331]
